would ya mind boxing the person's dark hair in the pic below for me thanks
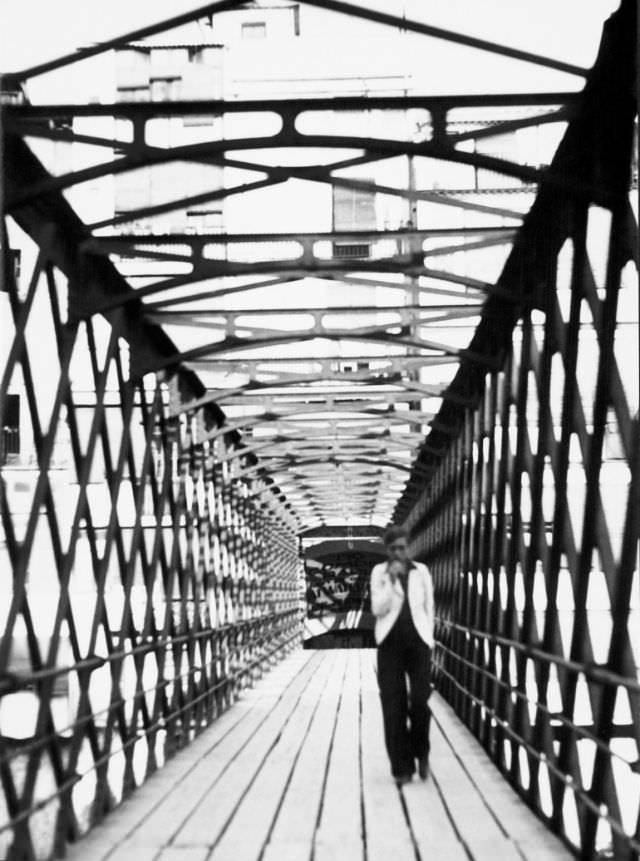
[383,524,408,546]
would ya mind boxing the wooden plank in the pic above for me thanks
[105,848,158,861]
[173,650,327,848]
[430,696,573,860]
[157,848,209,861]
[124,650,316,850]
[429,713,523,861]
[313,650,365,861]
[63,651,575,861]
[361,650,468,861]
[211,651,338,861]
[403,777,471,861]
[64,649,315,861]
[262,650,350,861]
[359,651,416,861]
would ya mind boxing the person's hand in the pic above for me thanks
[387,560,404,582]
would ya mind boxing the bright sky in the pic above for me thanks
[1,0,620,80]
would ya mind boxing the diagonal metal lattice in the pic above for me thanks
[400,2,639,857]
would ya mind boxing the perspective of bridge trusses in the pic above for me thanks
[2,0,621,531]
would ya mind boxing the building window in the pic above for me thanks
[332,183,376,258]
[474,132,521,189]
[186,209,224,232]
[116,85,150,102]
[241,21,267,39]
[150,76,181,102]
[1,394,20,464]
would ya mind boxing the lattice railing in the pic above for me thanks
[0,227,301,860]
[402,3,639,858]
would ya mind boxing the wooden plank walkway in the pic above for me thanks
[66,649,573,861]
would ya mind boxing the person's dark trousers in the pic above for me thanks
[377,617,432,778]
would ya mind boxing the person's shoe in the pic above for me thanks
[417,756,429,780]
[394,773,413,787]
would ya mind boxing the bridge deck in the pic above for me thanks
[66,649,572,861]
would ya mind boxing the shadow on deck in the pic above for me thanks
[65,650,573,861]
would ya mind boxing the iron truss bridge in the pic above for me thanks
[0,0,638,858]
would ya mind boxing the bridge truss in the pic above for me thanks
[0,0,638,858]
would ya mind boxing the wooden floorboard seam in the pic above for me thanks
[130,651,322,855]
[360,653,420,861]
[207,650,340,860]
[262,651,349,861]
[428,698,573,860]
[172,651,329,850]
[430,705,515,845]
[61,650,576,861]
[313,651,364,861]
[261,653,341,854]
[64,650,317,861]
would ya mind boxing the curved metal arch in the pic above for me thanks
[145,329,459,375]
[92,259,494,313]
[7,138,527,223]
[88,230,515,266]
[233,454,420,484]
[199,406,436,444]
[7,125,546,212]
[170,371,448,413]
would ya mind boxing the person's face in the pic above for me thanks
[386,537,408,563]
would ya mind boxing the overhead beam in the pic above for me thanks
[88,259,495,313]
[83,225,516,252]
[197,374,448,405]
[6,129,540,217]
[298,0,587,77]
[7,93,581,120]
[140,329,460,375]
[186,354,455,370]
[200,409,436,442]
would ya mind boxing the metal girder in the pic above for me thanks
[7,92,579,120]
[4,0,587,86]
[100,262,494,313]
[140,328,461,375]
[230,453,420,482]
[211,390,442,409]
[200,403,437,440]
[3,1,637,855]
[179,368,447,406]
[401,4,640,859]
[1,134,221,421]
[146,302,484,323]
[394,0,638,520]
[248,428,427,445]
[5,95,573,208]
[83,225,515,253]
[208,383,447,406]
[146,305,482,352]
[0,129,302,861]
[214,432,421,464]
[5,120,536,218]
[186,354,454,373]
[89,231,515,268]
